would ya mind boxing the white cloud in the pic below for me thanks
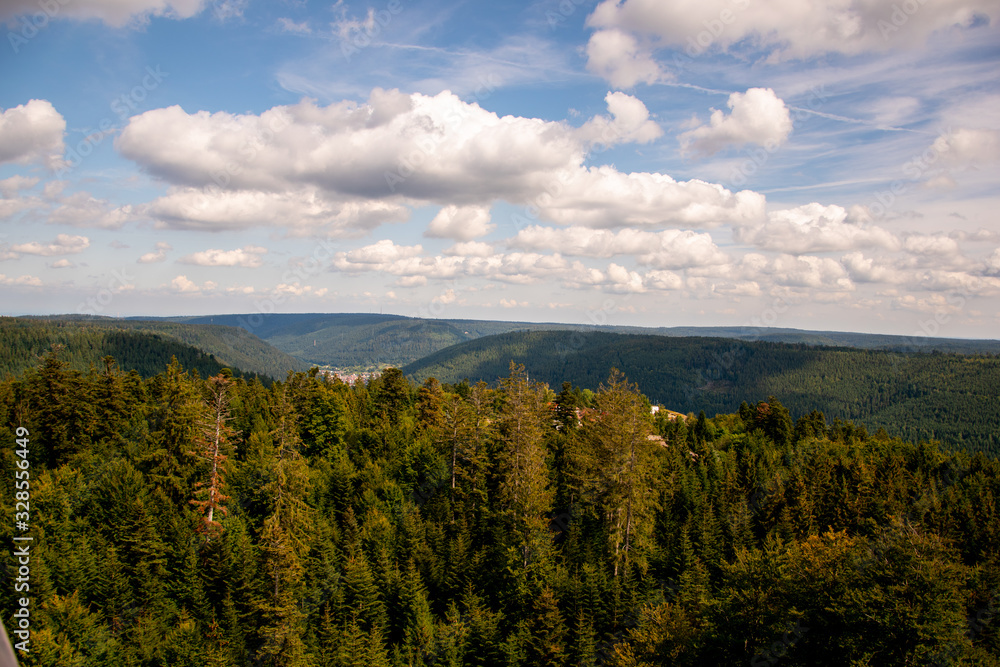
[842,252,907,284]
[713,281,761,297]
[679,88,792,157]
[339,239,423,267]
[278,17,311,34]
[538,167,765,229]
[586,0,999,63]
[903,233,961,257]
[139,241,172,263]
[331,239,580,286]
[47,191,138,229]
[934,127,1000,166]
[577,92,662,148]
[0,274,42,287]
[510,225,728,269]
[985,248,1000,276]
[274,283,327,297]
[585,29,663,88]
[426,205,494,240]
[178,245,268,268]
[736,203,900,254]
[0,0,207,28]
[645,269,684,291]
[444,241,494,257]
[142,186,410,236]
[49,259,74,269]
[435,289,458,305]
[0,176,38,198]
[12,234,89,256]
[171,275,201,292]
[768,254,853,290]
[396,275,428,288]
[0,100,65,170]
[118,89,765,234]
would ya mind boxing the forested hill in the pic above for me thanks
[168,312,484,368]
[165,312,1000,369]
[403,330,1000,457]
[0,317,309,380]
[2,359,999,665]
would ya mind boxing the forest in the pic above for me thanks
[1,349,999,666]
[403,330,1000,458]
[0,317,308,381]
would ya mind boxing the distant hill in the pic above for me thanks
[1,317,309,380]
[402,330,1000,456]
[164,312,1000,368]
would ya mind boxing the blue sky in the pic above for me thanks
[1,0,999,338]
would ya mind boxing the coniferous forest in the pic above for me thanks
[2,351,999,666]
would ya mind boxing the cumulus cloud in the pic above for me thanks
[0,0,208,28]
[0,176,42,219]
[425,205,494,241]
[0,274,42,287]
[537,167,765,228]
[330,239,579,286]
[510,225,728,269]
[585,29,662,88]
[141,186,410,237]
[985,248,1000,276]
[933,127,1000,166]
[12,234,89,256]
[171,275,202,292]
[139,241,172,263]
[178,245,268,268]
[49,259,74,268]
[47,191,139,229]
[435,289,458,305]
[444,241,494,257]
[842,251,908,284]
[586,0,999,63]
[0,100,65,170]
[578,92,662,148]
[903,233,961,257]
[275,282,327,297]
[767,254,853,290]
[118,89,749,235]
[0,176,38,198]
[736,203,899,254]
[679,88,792,157]
[645,269,684,291]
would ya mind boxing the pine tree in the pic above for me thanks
[580,370,657,578]
[256,385,314,667]
[495,363,554,569]
[190,373,237,540]
[526,586,567,667]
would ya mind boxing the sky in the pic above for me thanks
[1,0,999,339]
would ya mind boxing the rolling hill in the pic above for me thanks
[401,330,1000,456]
[0,317,309,380]
[164,312,1000,369]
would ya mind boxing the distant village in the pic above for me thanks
[319,368,382,385]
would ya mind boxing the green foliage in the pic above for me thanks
[0,316,305,382]
[404,330,1000,456]
[1,353,999,666]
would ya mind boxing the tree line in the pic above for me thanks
[403,330,1000,457]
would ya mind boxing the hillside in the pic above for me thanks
[164,312,1000,369]
[402,330,1000,456]
[3,358,998,665]
[0,317,309,380]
